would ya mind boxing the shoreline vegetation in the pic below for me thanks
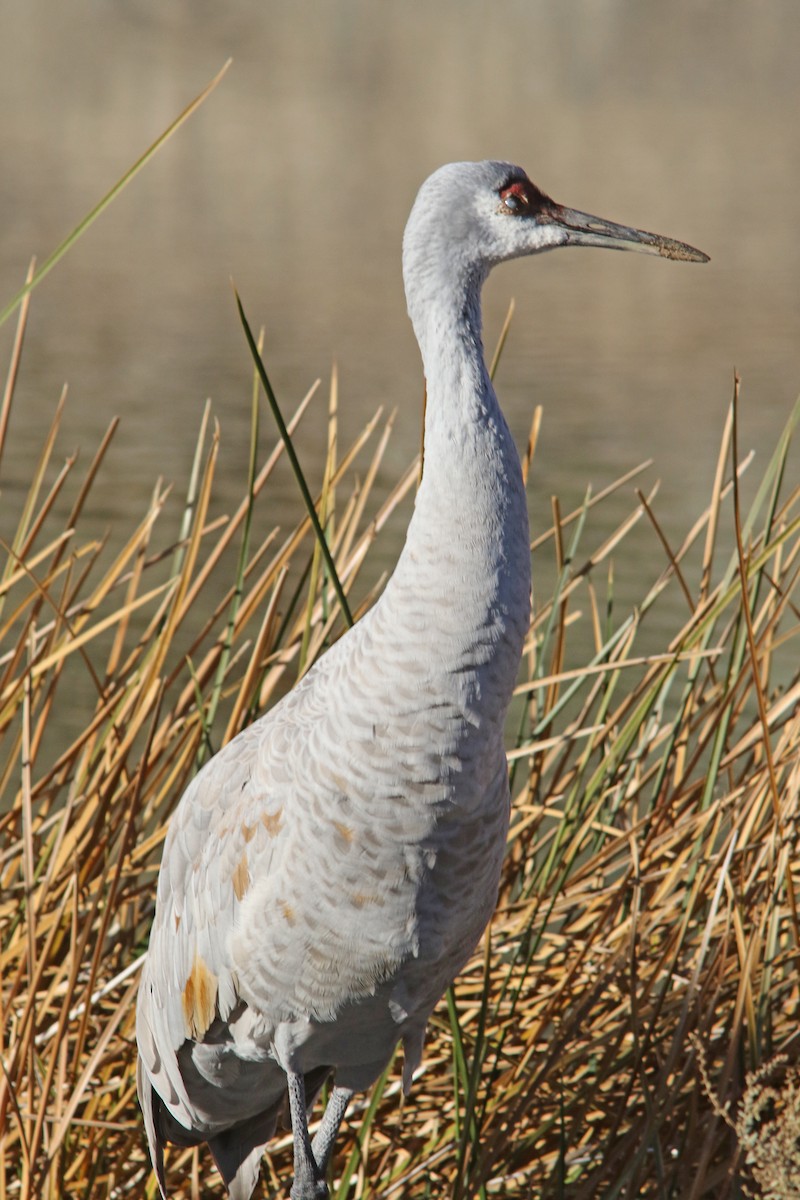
[2,71,799,1199]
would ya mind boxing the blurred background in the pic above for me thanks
[1,0,799,658]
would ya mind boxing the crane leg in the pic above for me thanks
[311,1085,353,1177]
[287,1071,328,1199]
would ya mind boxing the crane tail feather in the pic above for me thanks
[137,1058,172,1198]
[206,1107,281,1200]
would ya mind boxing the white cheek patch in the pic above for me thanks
[491,215,566,262]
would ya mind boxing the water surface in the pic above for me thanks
[1,1,798,741]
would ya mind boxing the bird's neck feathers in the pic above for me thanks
[403,211,489,374]
[398,193,529,612]
[403,237,495,448]
[395,225,530,628]
[379,246,530,708]
[404,255,514,506]
[355,186,531,737]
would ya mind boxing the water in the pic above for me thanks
[1,1,798,747]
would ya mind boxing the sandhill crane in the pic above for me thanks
[136,160,708,1199]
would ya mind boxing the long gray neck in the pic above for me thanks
[375,258,531,727]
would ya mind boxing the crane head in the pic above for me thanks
[402,160,708,356]
[405,160,707,276]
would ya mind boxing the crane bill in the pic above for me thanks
[550,204,710,263]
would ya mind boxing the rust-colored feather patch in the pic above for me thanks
[351,892,385,909]
[182,954,218,1040]
[261,808,283,836]
[333,820,354,847]
[232,853,250,900]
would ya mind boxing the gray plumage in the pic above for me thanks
[136,160,708,1199]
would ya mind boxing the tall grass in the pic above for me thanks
[1,86,799,1200]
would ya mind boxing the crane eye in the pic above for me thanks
[499,177,552,219]
[499,181,531,215]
